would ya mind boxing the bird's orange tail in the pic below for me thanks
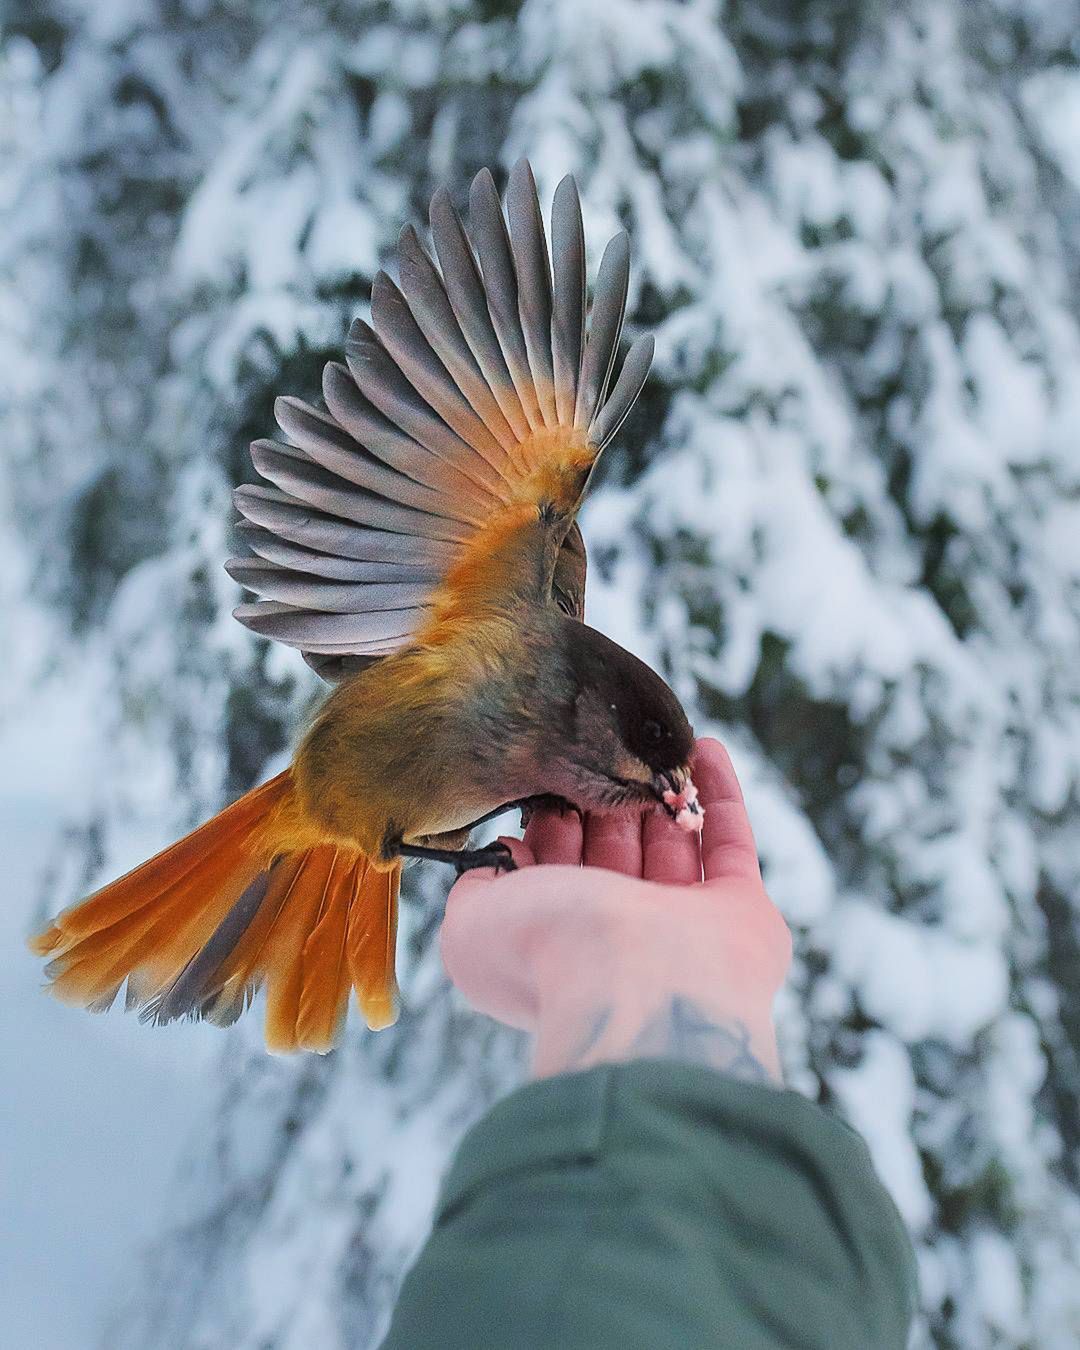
[29,772,399,1053]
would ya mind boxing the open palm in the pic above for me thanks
[442,739,792,1082]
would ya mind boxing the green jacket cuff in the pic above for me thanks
[385,1060,918,1349]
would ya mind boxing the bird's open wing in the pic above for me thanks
[227,160,651,679]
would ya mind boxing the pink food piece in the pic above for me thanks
[662,778,705,834]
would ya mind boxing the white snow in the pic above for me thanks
[831,1031,934,1232]
[827,897,1009,1046]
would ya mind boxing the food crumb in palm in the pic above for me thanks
[663,780,704,833]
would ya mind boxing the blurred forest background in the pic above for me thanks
[3,1,1080,1347]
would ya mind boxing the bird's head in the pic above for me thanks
[553,621,702,831]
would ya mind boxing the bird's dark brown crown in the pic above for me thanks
[563,621,694,773]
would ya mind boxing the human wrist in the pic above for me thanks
[526,912,781,1084]
[531,988,780,1084]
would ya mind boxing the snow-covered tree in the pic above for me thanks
[6,1,1080,1345]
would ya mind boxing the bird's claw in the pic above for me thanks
[453,840,517,876]
[518,794,583,829]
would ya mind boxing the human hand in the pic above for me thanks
[440,738,792,1083]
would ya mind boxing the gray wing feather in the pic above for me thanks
[550,175,585,426]
[225,559,432,614]
[345,319,508,496]
[396,224,521,450]
[303,652,382,682]
[293,637,417,655]
[249,441,469,543]
[467,168,544,435]
[233,601,425,651]
[370,271,513,473]
[233,486,461,566]
[575,232,629,429]
[589,334,655,450]
[236,522,439,583]
[429,186,532,440]
[506,159,557,426]
[273,396,478,523]
[321,362,492,510]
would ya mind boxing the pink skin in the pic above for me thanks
[441,738,792,1083]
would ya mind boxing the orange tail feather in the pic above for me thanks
[30,772,400,1052]
[294,852,357,1053]
[345,858,400,1033]
[30,772,290,959]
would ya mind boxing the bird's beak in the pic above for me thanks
[653,768,704,834]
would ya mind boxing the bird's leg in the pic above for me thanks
[395,797,582,876]
[397,840,517,875]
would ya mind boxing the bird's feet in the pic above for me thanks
[453,840,517,876]
[397,840,517,875]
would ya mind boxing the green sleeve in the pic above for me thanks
[380,1061,918,1350]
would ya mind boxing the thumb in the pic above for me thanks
[446,834,535,904]
[440,858,545,1030]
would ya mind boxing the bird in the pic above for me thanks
[30,160,703,1055]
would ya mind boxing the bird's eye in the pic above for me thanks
[642,719,663,743]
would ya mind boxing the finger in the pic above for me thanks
[693,737,761,882]
[500,835,536,869]
[582,808,643,877]
[524,804,583,866]
[441,862,585,1029]
[642,806,702,884]
[440,872,538,1027]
